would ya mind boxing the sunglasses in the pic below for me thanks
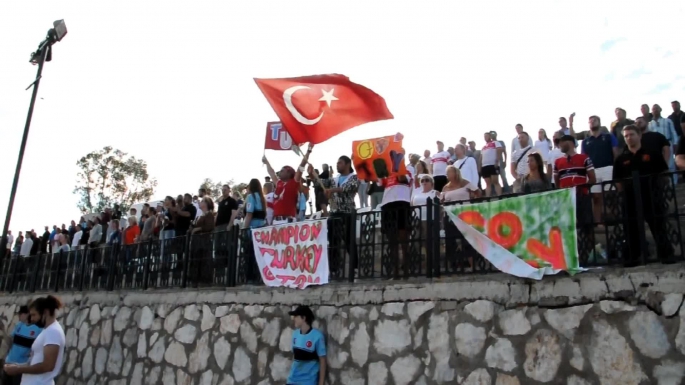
[420,179,432,183]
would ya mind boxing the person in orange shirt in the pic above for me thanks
[123,216,140,245]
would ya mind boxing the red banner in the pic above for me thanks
[264,122,301,155]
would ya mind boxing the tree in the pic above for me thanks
[199,179,248,201]
[199,178,230,202]
[74,146,157,214]
[232,183,248,198]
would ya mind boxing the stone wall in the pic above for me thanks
[0,264,684,385]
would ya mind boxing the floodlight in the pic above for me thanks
[52,20,67,42]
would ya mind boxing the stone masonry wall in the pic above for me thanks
[0,264,684,385]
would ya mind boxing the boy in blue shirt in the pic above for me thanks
[287,306,326,385]
[2,305,43,384]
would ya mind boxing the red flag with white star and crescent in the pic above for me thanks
[254,74,394,145]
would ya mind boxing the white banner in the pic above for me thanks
[250,219,329,289]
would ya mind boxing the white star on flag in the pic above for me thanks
[319,89,338,108]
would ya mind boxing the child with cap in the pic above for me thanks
[286,305,326,385]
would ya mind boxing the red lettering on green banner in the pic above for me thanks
[458,210,565,267]
[526,227,566,270]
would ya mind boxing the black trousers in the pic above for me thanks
[624,195,673,265]
[328,212,354,275]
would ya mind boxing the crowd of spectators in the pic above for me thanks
[5,101,685,267]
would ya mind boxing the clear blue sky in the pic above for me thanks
[1,0,684,233]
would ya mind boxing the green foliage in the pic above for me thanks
[232,183,248,199]
[73,146,157,214]
[199,178,229,202]
[198,178,248,201]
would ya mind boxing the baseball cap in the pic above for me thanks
[288,305,315,320]
[489,131,497,136]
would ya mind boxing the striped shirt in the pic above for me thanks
[431,151,451,176]
[554,154,594,189]
[648,117,678,145]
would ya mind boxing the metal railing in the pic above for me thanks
[1,170,684,293]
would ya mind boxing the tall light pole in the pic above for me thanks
[0,20,67,263]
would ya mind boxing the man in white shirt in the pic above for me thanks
[510,124,524,153]
[71,226,83,249]
[263,182,275,225]
[453,144,479,186]
[490,131,510,192]
[480,132,503,197]
[546,131,565,185]
[89,218,103,247]
[19,233,33,257]
[431,141,450,192]
[5,231,13,258]
[511,132,533,193]
[649,104,679,177]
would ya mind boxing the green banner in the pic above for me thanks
[446,188,581,279]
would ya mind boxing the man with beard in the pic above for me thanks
[613,125,672,265]
[610,108,634,151]
[581,115,619,223]
[555,134,596,253]
[310,155,360,278]
[669,100,684,137]
[635,116,670,164]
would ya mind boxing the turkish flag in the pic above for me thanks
[254,74,393,145]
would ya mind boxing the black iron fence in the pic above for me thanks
[2,170,684,293]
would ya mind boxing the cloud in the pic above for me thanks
[647,83,672,94]
[624,67,651,79]
[600,37,627,52]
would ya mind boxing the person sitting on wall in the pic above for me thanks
[286,306,326,385]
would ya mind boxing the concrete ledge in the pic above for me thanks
[0,263,683,311]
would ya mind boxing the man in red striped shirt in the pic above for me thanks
[554,135,597,229]
[554,135,596,188]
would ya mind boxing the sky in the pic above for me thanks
[1,0,684,235]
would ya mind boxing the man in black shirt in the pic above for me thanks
[41,226,50,254]
[613,125,672,265]
[635,116,670,163]
[677,115,685,170]
[669,100,684,137]
[314,164,329,214]
[29,231,39,256]
[215,185,238,230]
[174,194,197,237]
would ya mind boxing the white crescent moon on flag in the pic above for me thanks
[283,86,323,125]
